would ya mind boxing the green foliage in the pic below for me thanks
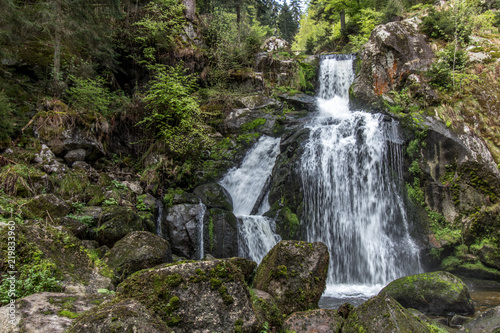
[66,213,94,226]
[102,198,118,206]
[406,178,425,206]
[133,0,186,65]
[139,64,213,157]
[298,62,317,93]
[421,6,472,43]
[348,9,384,51]
[409,160,422,175]
[58,310,79,319]
[111,180,127,190]
[66,75,117,116]
[0,260,62,305]
[208,216,215,251]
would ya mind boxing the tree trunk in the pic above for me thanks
[340,10,345,32]
[182,0,196,21]
[53,0,62,96]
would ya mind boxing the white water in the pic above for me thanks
[197,201,207,260]
[220,136,282,263]
[302,54,422,301]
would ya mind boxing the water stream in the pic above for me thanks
[220,136,281,264]
[303,54,422,306]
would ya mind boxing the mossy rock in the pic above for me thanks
[88,206,145,247]
[203,208,238,258]
[283,308,344,333]
[379,271,474,316]
[0,220,113,292]
[251,289,283,330]
[66,299,168,333]
[343,294,434,333]
[0,292,113,333]
[104,231,172,282]
[253,240,329,316]
[229,257,257,284]
[115,259,259,332]
[193,183,233,211]
[22,193,71,219]
[461,304,500,333]
[477,244,500,270]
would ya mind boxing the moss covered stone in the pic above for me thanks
[193,182,233,211]
[253,240,329,316]
[379,271,474,316]
[104,231,172,282]
[251,289,283,330]
[343,294,434,333]
[203,208,238,258]
[88,206,144,247]
[66,299,168,333]
[115,259,259,332]
[22,193,71,219]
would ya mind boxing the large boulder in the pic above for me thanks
[193,183,233,211]
[104,231,172,282]
[0,292,113,333]
[67,299,168,333]
[116,259,259,332]
[163,203,205,259]
[343,294,435,333]
[23,194,71,219]
[283,309,344,333]
[253,240,329,315]
[203,208,238,258]
[352,18,434,106]
[379,271,474,316]
[460,304,500,332]
[88,206,145,247]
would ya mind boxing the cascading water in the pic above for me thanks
[302,54,422,305]
[220,136,282,264]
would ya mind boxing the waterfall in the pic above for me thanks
[155,199,164,237]
[197,201,207,260]
[220,136,281,263]
[302,54,421,300]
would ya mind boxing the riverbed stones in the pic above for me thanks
[253,240,329,315]
[104,231,172,282]
[460,304,500,332]
[379,271,474,316]
[116,259,259,333]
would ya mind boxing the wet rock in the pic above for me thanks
[116,259,259,332]
[253,240,329,315]
[23,193,71,219]
[164,203,205,259]
[0,292,113,333]
[64,149,87,164]
[379,271,474,316]
[352,18,435,106]
[203,208,238,258]
[460,305,500,332]
[104,231,172,282]
[343,294,434,333]
[267,128,311,239]
[283,309,344,333]
[193,183,233,211]
[88,206,145,247]
[67,299,168,333]
[450,314,470,328]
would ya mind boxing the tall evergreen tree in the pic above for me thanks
[277,1,299,42]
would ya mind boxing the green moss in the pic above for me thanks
[241,118,267,132]
[58,310,79,319]
[208,216,214,251]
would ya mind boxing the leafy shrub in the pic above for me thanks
[139,65,213,157]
